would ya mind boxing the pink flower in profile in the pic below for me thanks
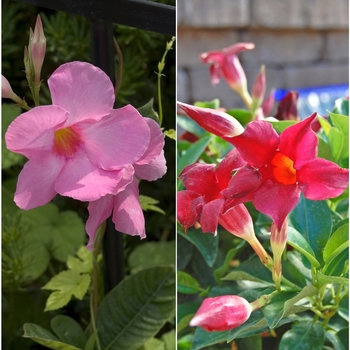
[86,117,166,249]
[200,42,254,102]
[5,61,153,210]
[190,295,252,332]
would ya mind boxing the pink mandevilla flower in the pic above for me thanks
[5,61,156,211]
[190,295,252,332]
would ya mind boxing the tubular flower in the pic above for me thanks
[189,295,252,332]
[251,65,266,114]
[5,61,156,210]
[85,117,166,249]
[200,42,255,104]
[222,113,349,230]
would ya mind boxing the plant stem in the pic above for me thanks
[113,37,123,98]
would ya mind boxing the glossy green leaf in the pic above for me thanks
[322,248,349,276]
[191,327,229,350]
[97,266,175,350]
[177,115,206,138]
[164,128,176,140]
[279,321,325,350]
[317,135,333,161]
[20,203,85,262]
[137,98,159,123]
[287,227,319,268]
[50,315,87,348]
[66,246,93,274]
[328,127,345,163]
[337,328,349,349]
[84,332,98,350]
[315,272,348,288]
[177,135,212,176]
[177,271,203,294]
[128,241,175,274]
[235,335,262,350]
[326,331,346,350]
[160,329,176,350]
[23,323,82,350]
[2,103,24,169]
[338,296,349,322]
[194,99,220,110]
[138,337,164,350]
[177,234,194,270]
[269,120,297,133]
[290,195,332,263]
[332,98,349,116]
[225,108,252,125]
[42,270,91,311]
[323,224,349,264]
[178,229,218,268]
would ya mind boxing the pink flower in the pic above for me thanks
[274,91,299,121]
[251,65,266,112]
[222,114,349,230]
[2,75,14,98]
[190,295,252,332]
[85,118,166,249]
[200,42,254,101]
[5,61,154,210]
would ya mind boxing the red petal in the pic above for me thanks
[298,159,349,200]
[200,198,224,234]
[279,113,318,169]
[229,121,279,167]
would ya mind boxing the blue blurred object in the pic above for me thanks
[274,84,349,119]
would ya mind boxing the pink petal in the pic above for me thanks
[279,113,317,169]
[134,150,167,181]
[79,106,150,170]
[223,42,255,55]
[200,198,224,234]
[298,159,349,200]
[112,164,135,195]
[230,121,279,167]
[48,62,115,124]
[135,118,165,165]
[86,195,114,250]
[253,180,300,230]
[14,153,65,209]
[5,105,68,158]
[55,149,121,201]
[112,177,146,238]
[177,190,205,232]
[200,51,226,65]
[209,64,222,85]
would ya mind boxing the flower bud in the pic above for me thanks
[190,295,252,332]
[251,65,266,113]
[274,91,299,121]
[178,102,244,141]
[261,88,275,117]
[2,75,14,98]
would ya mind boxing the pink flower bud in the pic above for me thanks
[177,102,244,142]
[190,295,252,332]
[274,91,299,121]
[261,88,275,117]
[29,14,46,85]
[2,75,14,98]
[251,65,266,112]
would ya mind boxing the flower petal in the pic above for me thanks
[134,150,167,181]
[14,153,65,209]
[177,190,204,232]
[55,149,121,201]
[5,105,68,158]
[253,180,300,230]
[48,61,115,124]
[79,106,150,170]
[112,177,146,238]
[298,159,349,200]
[200,198,224,234]
[86,195,114,250]
[279,113,317,168]
[230,121,279,167]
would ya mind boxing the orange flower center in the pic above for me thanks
[53,126,81,157]
[271,152,297,185]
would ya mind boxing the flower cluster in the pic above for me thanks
[5,61,166,249]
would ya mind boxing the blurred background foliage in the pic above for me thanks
[2,0,175,348]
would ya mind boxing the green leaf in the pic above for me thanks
[177,271,203,294]
[50,315,87,348]
[138,337,164,350]
[315,272,349,288]
[322,248,349,276]
[178,229,218,268]
[23,323,83,350]
[269,120,297,133]
[20,203,85,262]
[164,129,176,140]
[287,227,319,268]
[235,335,262,350]
[67,246,94,274]
[338,296,349,322]
[326,331,346,350]
[337,328,349,349]
[42,270,91,311]
[139,195,165,215]
[137,98,159,123]
[194,99,220,110]
[329,112,349,161]
[97,266,175,350]
[84,332,98,350]
[225,109,252,125]
[160,329,176,350]
[128,241,175,274]
[323,224,349,264]
[177,115,206,138]
[279,321,325,350]
[317,135,333,161]
[332,98,349,117]
[290,195,332,263]
[177,135,212,177]
[2,103,24,169]
[191,327,229,350]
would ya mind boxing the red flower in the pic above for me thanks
[222,113,349,230]
[189,295,252,332]
[274,91,299,121]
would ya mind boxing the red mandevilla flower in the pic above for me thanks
[190,295,252,332]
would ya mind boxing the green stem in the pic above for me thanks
[113,37,123,99]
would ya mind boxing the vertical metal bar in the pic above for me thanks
[90,19,125,293]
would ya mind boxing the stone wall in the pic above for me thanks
[177,0,349,110]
